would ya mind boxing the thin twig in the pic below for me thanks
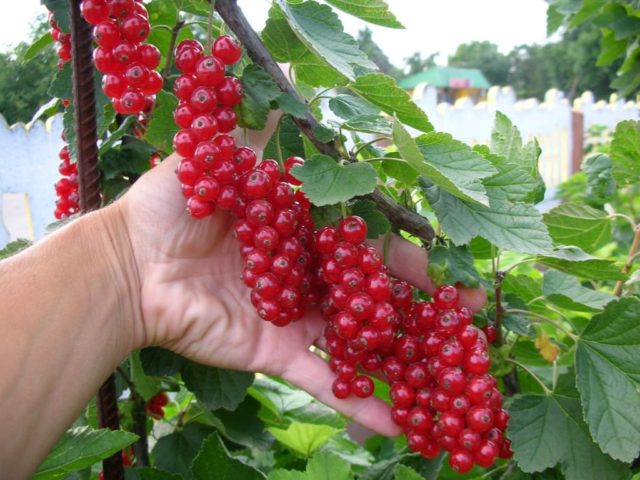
[213,0,435,243]
[163,20,186,81]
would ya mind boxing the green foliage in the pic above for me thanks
[144,90,179,153]
[427,244,481,288]
[0,238,31,259]
[323,0,403,29]
[448,41,510,86]
[192,433,265,479]
[237,64,282,129]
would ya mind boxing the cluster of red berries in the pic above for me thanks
[49,13,71,72]
[145,391,169,419]
[80,0,163,114]
[316,218,511,473]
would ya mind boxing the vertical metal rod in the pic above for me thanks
[68,0,123,478]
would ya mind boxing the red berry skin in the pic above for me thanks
[234,220,254,245]
[361,352,382,371]
[365,272,391,302]
[258,299,280,321]
[279,238,302,260]
[241,170,273,199]
[439,411,465,437]
[176,159,202,185]
[272,209,297,237]
[351,375,374,398]
[438,367,466,395]
[112,41,138,66]
[464,347,491,374]
[211,160,235,185]
[390,381,416,408]
[284,156,304,185]
[333,241,358,268]
[109,0,135,19]
[93,21,120,48]
[431,388,451,411]
[102,74,127,98]
[173,129,198,157]
[404,362,430,389]
[466,405,494,433]
[358,246,382,274]
[125,63,149,87]
[421,440,441,459]
[449,449,474,474]
[214,134,236,161]
[332,379,350,399]
[176,39,204,56]
[253,226,279,252]
[315,227,338,254]
[457,324,480,349]
[474,440,499,468]
[175,47,202,74]
[336,362,357,381]
[245,199,274,227]
[370,302,397,330]
[435,309,460,336]
[212,35,242,64]
[195,55,225,86]
[174,102,196,130]
[407,406,433,433]
[499,438,514,459]
[258,159,281,183]
[391,406,409,427]
[120,13,150,42]
[213,107,237,133]
[450,394,471,415]
[394,335,422,363]
[439,339,465,366]
[382,356,406,382]
[186,196,214,219]
[406,430,429,452]
[466,375,494,405]
[486,427,504,447]
[173,74,198,102]
[494,408,510,430]
[390,280,413,309]
[93,46,119,74]
[254,273,281,300]
[340,268,365,293]
[270,254,292,277]
[434,285,459,309]
[190,114,218,141]
[195,175,220,201]
[356,325,381,351]
[81,0,110,25]
[483,324,498,344]
[245,248,270,273]
[233,147,257,173]
[216,76,243,106]
[338,216,368,243]
[140,70,163,95]
[458,428,482,452]
[138,44,161,69]
[119,90,146,114]
[346,292,374,321]
[190,86,217,112]
[279,287,300,309]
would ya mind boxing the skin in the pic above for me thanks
[0,112,485,477]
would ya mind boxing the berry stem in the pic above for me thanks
[162,20,186,81]
[613,225,640,296]
[352,137,391,158]
[206,0,217,53]
[274,114,285,169]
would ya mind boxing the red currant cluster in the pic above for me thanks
[81,0,162,114]
[317,218,511,473]
[49,13,71,72]
[145,391,169,419]
[172,36,244,217]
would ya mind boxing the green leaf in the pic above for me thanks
[291,154,377,206]
[152,423,215,480]
[536,246,625,281]
[100,139,156,180]
[34,427,138,479]
[594,3,640,40]
[420,179,553,255]
[144,90,178,153]
[263,115,305,160]
[350,200,390,238]
[99,116,136,154]
[41,0,70,32]
[575,297,640,462]
[323,0,403,28]
[23,31,53,63]
[543,203,612,253]
[582,153,615,202]
[305,451,352,480]
[509,385,629,480]
[394,120,495,205]
[237,64,281,130]
[268,471,306,480]
[181,362,254,411]
[48,61,72,100]
[328,94,379,119]
[125,467,183,480]
[427,244,481,288]
[214,397,272,450]
[542,271,615,312]
[268,423,341,457]
[0,238,31,260]
[381,155,419,185]
[503,275,542,304]
[342,114,392,134]
[312,124,337,143]
[547,4,566,36]
[277,93,309,119]
[393,464,423,480]
[140,347,186,377]
[276,0,375,82]
[479,148,542,204]
[192,433,266,480]
[596,30,627,66]
[350,74,432,132]
[129,351,163,401]
[610,120,640,187]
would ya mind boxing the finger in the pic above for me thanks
[368,234,487,312]
[281,350,402,437]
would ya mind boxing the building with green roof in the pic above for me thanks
[398,66,491,103]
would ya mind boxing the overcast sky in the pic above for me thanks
[0,0,553,66]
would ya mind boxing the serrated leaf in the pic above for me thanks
[509,387,629,480]
[276,0,375,81]
[503,275,542,303]
[393,464,423,480]
[328,94,379,119]
[140,347,186,376]
[342,114,392,134]
[427,245,481,288]
[41,0,70,32]
[277,93,308,119]
[192,433,265,480]
[397,123,497,206]
[23,31,53,63]
[48,61,72,100]
[381,155,419,184]
[100,139,156,180]
[0,238,31,260]
[129,351,163,401]
[237,64,281,129]
[543,203,612,253]
[268,471,306,480]
[214,397,272,450]
[542,271,615,312]
[144,90,178,153]
[152,423,215,480]
[34,427,137,479]
[182,362,254,411]
[312,124,337,143]
[594,3,640,40]
[610,120,640,187]
[291,154,377,206]
[306,451,352,480]
[420,179,553,255]
[268,423,341,457]
[547,4,566,36]
[597,30,627,66]
[350,200,390,238]
[323,0,403,28]
[263,115,305,160]
[582,153,615,202]
[124,467,183,480]
[575,297,640,462]
[350,74,432,132]
[479,149,542,203]
[536,246,625,281]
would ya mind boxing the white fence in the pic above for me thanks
[0,87,638,248]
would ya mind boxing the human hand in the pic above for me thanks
[115,112,486,437]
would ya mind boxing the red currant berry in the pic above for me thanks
[241,170,273,199]
[458,428,481,452]
[438,367,466,394]
[439,411,465,437]
[257,299,280,322]
[315,226,338,254]
[466,405,494,433]
[258,160,281,183]
[93,20,120,48]
[404,362,429,389]
[390,280,413,309]
[109,0,135,19]
[212,35,242,64]
[186,195,214,219]
[213,134,236,161]
[390,381,415,408]
[194,175,220,201]
[449,449,473,474]
[175,46,202,74]
[190,86,217,112]
[190,114,218,141]
[333,241,358,268]
[394,335,422,363]
[120,14,150,42]
[351,375,374,398]
[124,63,149,87]
[365,271,391,302]
[407,406,433,432]
[173,129,198,157]
[253,226,279,251]
[140,70,163,95]
[457,324,480,349]
[138,44,161,69]
[174,102,196,130]
[346,292,374,321]
[112,41,138,66]
[433,285,459,309]
[483,324,498,344]
[439,339,465,366]
[216,76,243,106]
[102,74,127,98]
[464,347,491,374]
[494,408,510,430]
[195,55,225,86]
[406,430,429,452]
[173,74,198,102]
[332,379,351,399]
[338,215,367,243]
[81,0,109,24]
[233,147,257,173]
[474,440,499,468]
[390,406,409,427]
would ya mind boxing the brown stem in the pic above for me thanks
[163,20,186,81]
[213,0,435,243]
[613,226,640,296]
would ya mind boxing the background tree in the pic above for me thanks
[357,27,403,79]
[448,40,510,85]
[403,51,439,76]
